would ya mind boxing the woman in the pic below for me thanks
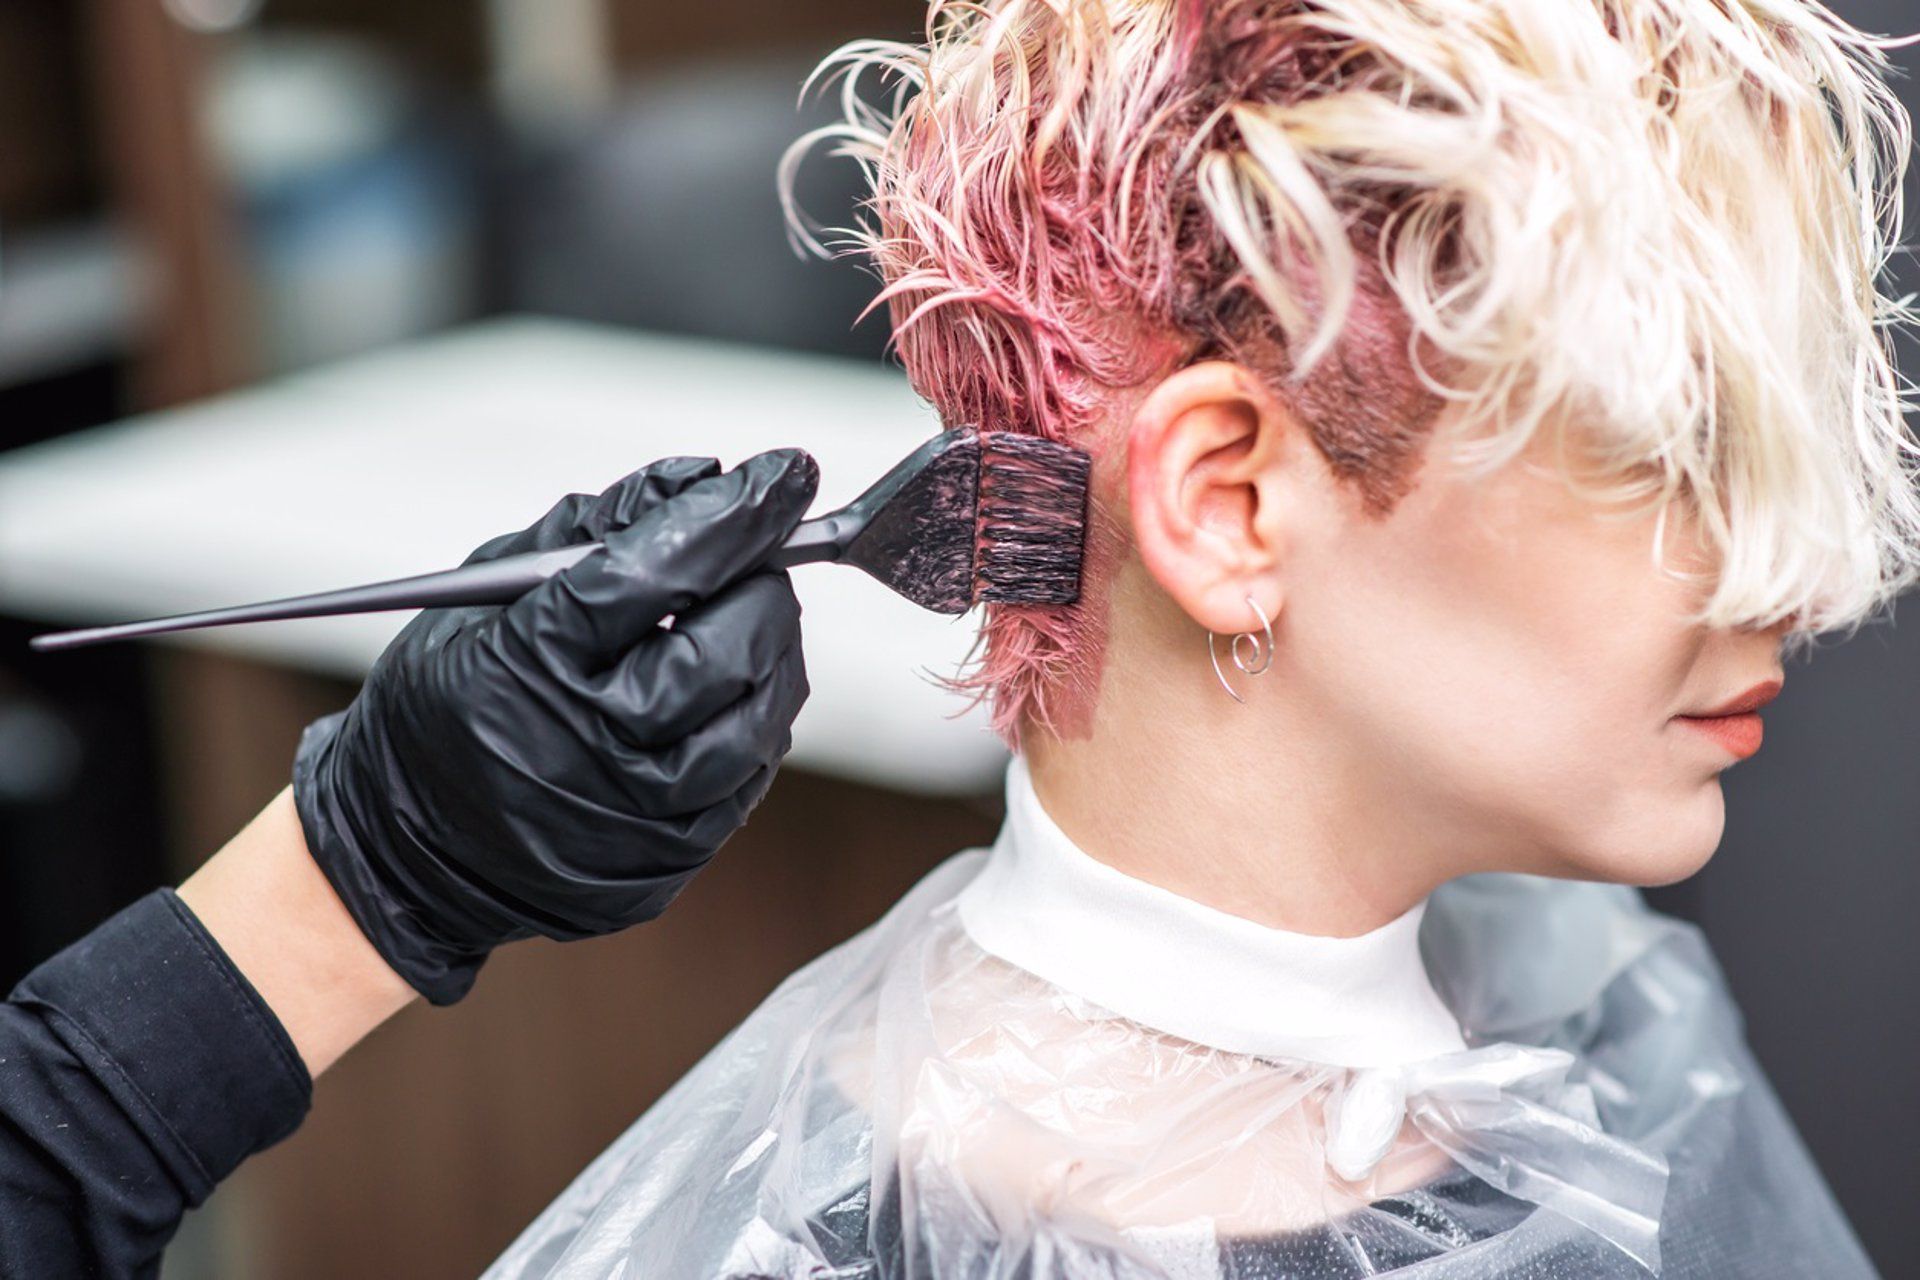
[489,0,1915,1275]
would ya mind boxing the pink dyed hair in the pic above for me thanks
[782,0,1443,741]
[782,0,1920,742]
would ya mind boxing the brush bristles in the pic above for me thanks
[973,432,1091,605]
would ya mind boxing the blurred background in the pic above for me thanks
[0,1,1913,1275]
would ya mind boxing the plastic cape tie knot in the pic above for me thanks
[1324,1042,1576,1181]
[1326,1040,1669,1272]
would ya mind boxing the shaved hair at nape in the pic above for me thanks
[782,0,1920,744]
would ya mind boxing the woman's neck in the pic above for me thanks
[1021,651,1448,940]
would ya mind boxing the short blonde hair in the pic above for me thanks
[783,0,1920,738]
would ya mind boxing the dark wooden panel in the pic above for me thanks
[0,3,102,222]
[83,0,248,407]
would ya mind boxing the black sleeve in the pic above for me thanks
[0,889,313,1278]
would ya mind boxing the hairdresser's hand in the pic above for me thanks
[291,450,818,1004]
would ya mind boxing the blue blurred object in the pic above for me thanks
[207,33,479,373]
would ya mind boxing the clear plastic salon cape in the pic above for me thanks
[485,765,1874,1279]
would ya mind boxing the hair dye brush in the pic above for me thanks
[29,431,1092,653]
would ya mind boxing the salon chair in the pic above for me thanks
[498,51,888,361]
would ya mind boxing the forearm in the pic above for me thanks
[177,786,417,1077]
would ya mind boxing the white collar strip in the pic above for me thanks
[956,758,1468,1070]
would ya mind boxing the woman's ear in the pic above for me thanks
[1127,362,1297,634]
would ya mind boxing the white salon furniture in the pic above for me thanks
[0,315,1010,795]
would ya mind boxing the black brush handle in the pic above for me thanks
[27,432,981,653]
[30,512,855,653]
[766,511,862,569]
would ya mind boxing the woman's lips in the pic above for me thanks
[1674,711,1765,760]
[1673,678,1781,761]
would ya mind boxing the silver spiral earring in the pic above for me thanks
[1208,595,1274,704]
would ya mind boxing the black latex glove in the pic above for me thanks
[291,449,819,1004]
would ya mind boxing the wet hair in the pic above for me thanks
[781,0,1920,741]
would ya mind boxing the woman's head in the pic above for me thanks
[784,0,1919,891]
